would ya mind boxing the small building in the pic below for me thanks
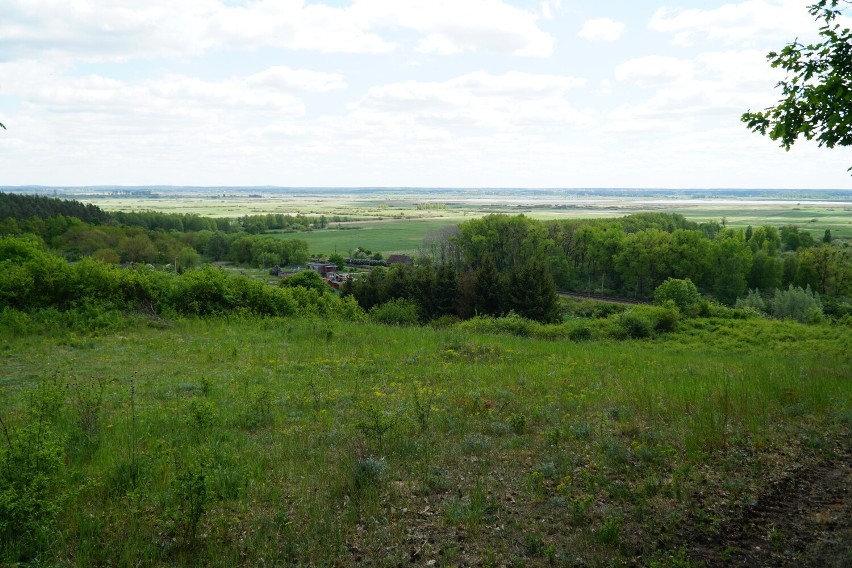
[307,262,338,276]
[325,272,355,290]
[386,254,413,266]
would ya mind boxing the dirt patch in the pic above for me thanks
[689,444,852,567]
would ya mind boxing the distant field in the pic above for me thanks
[666,204,852,241]
[270,205,851,256]
[76,190,852,253]
[271,218,464,255]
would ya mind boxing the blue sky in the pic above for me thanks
[0,0,849,188]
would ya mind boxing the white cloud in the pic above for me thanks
[615,56,695,87]
[606,48,785,133]
[415,34,463,55]
[207,1,396,54]
[352,71,589,133]
[0,0,556,61]
[353,0,556,57]
[649,0,819,45]
[540,0,562,20]
[577,18,625,42]
[244,67,347,93]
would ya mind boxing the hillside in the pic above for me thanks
[1,315,849,566]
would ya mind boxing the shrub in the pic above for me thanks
[0,420,66,560]
[369,298,420,326]
[617,310,653,339]
[735,289,767,313]
[458,312,538,337]
[429,314,461,328]
[280,270,329,294]
[654,278,700,313]
[771,284,823,323]
[822,296,852,319]
[171,465,208,542]
[563,299,627,319]
[353,456,389,491]
[652,302,681,332]
[566,322,593,341]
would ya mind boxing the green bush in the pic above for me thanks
[562,298,627,319]
[617,310,653,339]
[0,423,66,560]
[653,278,700,313]
[0,238,365,326]
[651,302,681,332]
[566,322,593,341]
[772,285,823,323]
[735,289,768,313]
[369,298,420,326]
[281,270,329,294]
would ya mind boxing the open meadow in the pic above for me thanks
[1,315,850,566]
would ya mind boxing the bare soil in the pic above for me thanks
[689,443,852,567]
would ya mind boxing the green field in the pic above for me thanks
[266,204,851,257]
[1,315,850,566]
[81,191,852,255]
[666,205,852,241]
[270,218,463,255]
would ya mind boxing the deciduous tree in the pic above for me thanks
[742,0,852,172]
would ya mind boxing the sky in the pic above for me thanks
[0,0,850,189]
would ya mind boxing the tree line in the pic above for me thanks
[344,212,850,324]
[454,213,849,303]
[0,235,357,320]
[0,192,340,236]
[0,193,311,269]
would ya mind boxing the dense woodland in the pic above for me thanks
[345,213,851,322]
[0,192,314,269]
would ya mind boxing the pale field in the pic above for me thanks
[81,191,852,254]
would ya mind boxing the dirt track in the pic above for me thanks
[690,444,852,567]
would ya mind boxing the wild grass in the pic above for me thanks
[0,316,849,565]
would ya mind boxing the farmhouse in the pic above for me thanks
[307,262,338,275]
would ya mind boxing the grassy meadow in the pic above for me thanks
[1,315,850,566]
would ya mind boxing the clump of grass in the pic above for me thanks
[353,456,389,491]
[462,433,492,454]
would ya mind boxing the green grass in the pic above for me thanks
[0,315,849,566]
[667,205,852,241]
[270,218,463,255]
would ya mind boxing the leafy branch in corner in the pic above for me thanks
[741,0,852,172]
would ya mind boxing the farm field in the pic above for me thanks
[269,204,852,256]
[1,315,850,566]
[58,188,852,255]
[269,218,465,256]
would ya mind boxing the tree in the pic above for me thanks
[505,260,560,323]
[473,255,502,316]
[176,247,200,273]
[709,230,753,304]
[653,278,700,313]
[742,1,852,172]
